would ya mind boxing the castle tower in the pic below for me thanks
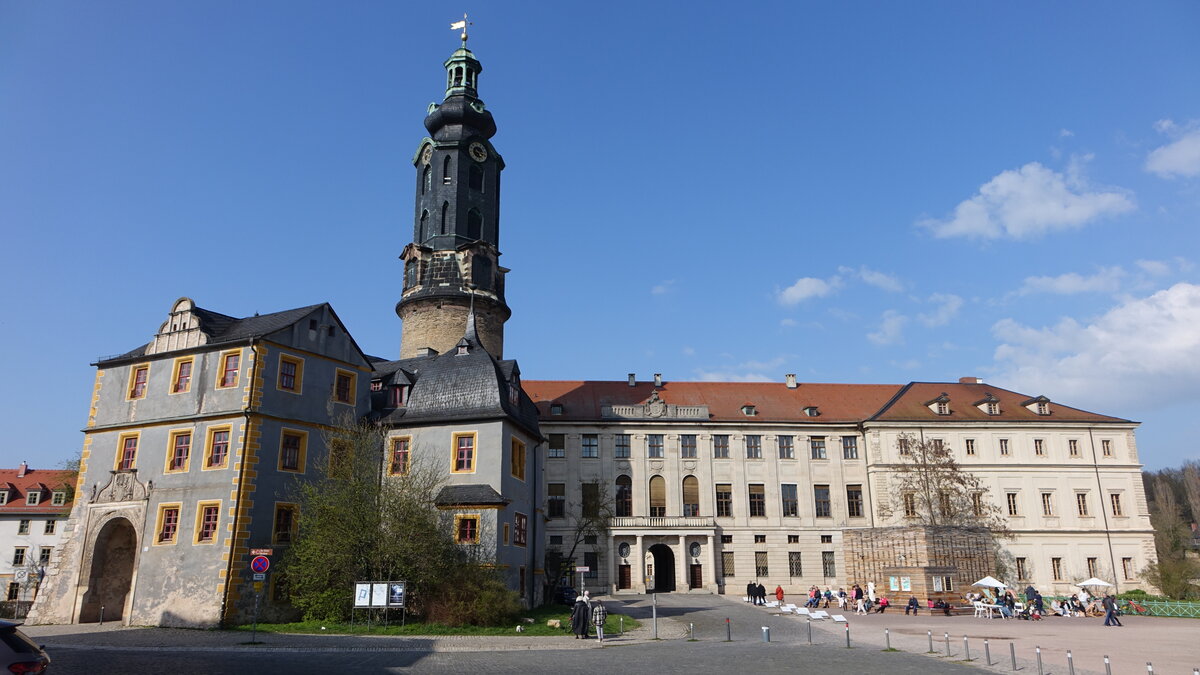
[397,37,510,359]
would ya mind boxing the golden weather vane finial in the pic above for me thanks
[450,13,472,45]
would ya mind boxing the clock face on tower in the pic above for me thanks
[469,142,488,162]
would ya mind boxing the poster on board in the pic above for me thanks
[371,582,388,607]
[901,577,912,592]
[889,576,899,591]
[388,582,407,608]
[354,583,371,607]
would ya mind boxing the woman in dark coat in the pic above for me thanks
[570,597,590,638]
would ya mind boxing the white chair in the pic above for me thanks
[811,610,829,620]
[973,601,991,619]
[831,614,848,623]
[796,608,811,616]
[765,601,779,608]
[785,603,798,610]
[780,606,792,614]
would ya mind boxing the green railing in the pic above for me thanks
[1135,600,1200,618]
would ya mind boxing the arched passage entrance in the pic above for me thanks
[648,544,676,592]
[79,518,137,623]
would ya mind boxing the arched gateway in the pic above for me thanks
[648,544,676,592]
[78,517,137,623]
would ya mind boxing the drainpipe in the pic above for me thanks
[531,438,540,607]
[1087,428,1119,594]
[220,337,260,627]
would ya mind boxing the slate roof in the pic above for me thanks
[434,484,509,507]
[522,379,1130,425]
[0,468,75,516]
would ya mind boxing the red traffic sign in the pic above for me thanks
[250,555,270,573]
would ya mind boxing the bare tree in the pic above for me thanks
[880,434,1009,534]
[544,481,613,598]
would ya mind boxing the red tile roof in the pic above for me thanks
[0,468,76,516]
[523,379,1131,425]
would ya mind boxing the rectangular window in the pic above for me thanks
[278,354,304,393]
[1069,439,1080,457]
[748,484,766,517]
[118,433,139,471]
[903,492,917,518]
[787,534,799,544]
[6,583,16,601]
[971,492,984,517]
[777,435,794,459]
[170,357,194,394]
[614,434,630,458]
[17,520,30,535]
[1102,439,1113,457]
[156,504,180,544]
[965,438,976,455]
[810,437,827,460]
[390,385,407,407]
[1034,439,1045,456]
[273,504,296,545]
[128,364,149,400]
[547,483,565,519]
[0,492,8,506]
[721,551,735,577]
[1006,492,1020,516]
[455,515,479,544]
[820,534,833,544]
[846,485,864,518]
[548,433,566,459]
[1016,557,1028,580]
[510,438,526,479]
[1122,557,1134,580]
[754,534,766,544]
[842,436,858,459]
[218,351,240,388]
[999,439,1010,456]
[647,434,663,458]
[582,483,600,518]
[514,513,527,547]
[12,548,26,566]
[279,431,307,473]
[44,520,56,535]
[25,492,40,506]
[549,535,562,547]
[789,551,803,577]
[755,551,769,577]
[822,551,836,577]
[1076,492,1089,516]
[582,434,599,458]
[814,484,831,518]
[1041,492,1055,516]
[716,484,733,517]
[745,435,762,459]
[1110,493,1123,517]
[681,434,697,458]
[38,547,52,565]
[196,502,220,543]
[389,437,411,476]
[781,484,798,517]
[452,432,476,473]
[713,435,730,459]
[1087,557,1098,577]
[167,431,191,473]
[333,369,356,404]
[898,436,911,455]
[206,427,231,469]
[51,491,66,506]
[584,551,598,579]
[1052,557,1063,580]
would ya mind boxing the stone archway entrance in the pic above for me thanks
[648,544,676,592]
[79,518,137,623]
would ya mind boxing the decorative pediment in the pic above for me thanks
[601,390,709,420]
[91,470,152,505]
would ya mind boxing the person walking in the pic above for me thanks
[775,585,785,603]
[746,581,756,603]
[571,595,590,638]
[592,600,608,642]
[1102,594,1122,627]
[757,582,767,606]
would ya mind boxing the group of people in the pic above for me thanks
[966,584,1124,626]
[569,591,611,640]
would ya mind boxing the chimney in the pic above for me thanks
[418,347,440,357]
[959,376,983,384]
[785,374,797,389]
[628,373,636,387]
[17,462,27,478]
[653,373,662,387]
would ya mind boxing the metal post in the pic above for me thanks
[885,628,890,650]
[985,639,992,666]
[1068,650,1076,675]
[620,616,624,636]
[945,632,951,656]
[725,617,731,642]
[964,635,970,661]
[845,622,850,648]
[807,619,812,644]
[689,622,694,640]
[1104,655,1112,675]
[761,626,770,643]
[251,591,261,644]
[1010,642,1018,671]
[652,593,658,640]
[1037,646,1044,675]
[99,605,105,626]
[928,630,934,653]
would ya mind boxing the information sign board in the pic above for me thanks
[354,583,372,608]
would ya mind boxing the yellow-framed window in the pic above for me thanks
[165,429,193,474]
[510,437,526,481]
[115,431,141,471]
[279,429,308,473]
[451,431,477,474]
[127,363,150,400]
[216,349,242,389]
[272,503,298,545]
[154,502,183,545]
[388,436,411,476]
[332,369,356,405]
[454,513,480,544]
[277,353,304,393]
[204,425,233,470]
[193,500,222,544]
[170,356,194,394]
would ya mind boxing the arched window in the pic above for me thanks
[440,202,449,235]
[404,259,418,290]
[467,208,483,240]
[442,156,452,185]
[422,165,432,194]
[649,476,666,518]
[615,475,632,517]
[419,209,428,241]
[469,164,483,192]
[682,476,700,517]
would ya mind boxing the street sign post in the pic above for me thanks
[248,555,270,643]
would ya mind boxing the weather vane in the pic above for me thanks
[450,14,472,44]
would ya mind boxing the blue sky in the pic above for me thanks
[3,2,1199,471]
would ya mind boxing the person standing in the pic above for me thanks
[746,581,756,603]
[591,600,608,642]
[775,585,785,603]
[757,582,767,605]
[571,595,590,638]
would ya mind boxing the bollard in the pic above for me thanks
[945,632,951,657]
[845,622,850,649]
[761,626,770,643]
[807,619,812,644]
[652,594,658,640]
[99,605,105,626]
[928,630,934,653]
[620,616,624,636]
[725,617,731,642]
[964,635,971,661]
[689,622,694,640]
[885,628,890,650]
[1147,663,1154,674]
[985,639,992,666]
[1068,650,1076,675]
[1104,655,1112,675]
[1037,646,1044,675]
[1010,642,1018,671]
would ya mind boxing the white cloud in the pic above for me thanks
[694,357,787,383]
[778,276,840,305]
[918,293,963,326]
[991,283,1200,410]
[1059,129,1075,138]
[919,162,1134,239]
[1146,121,1200,178]
[651,279,676,295]
[867,310,907,345]
[1017,266,1124,295]
[682,346,696,356]
[842,265,904,292]
[779,318,797,327]
[1136,259,1171,277]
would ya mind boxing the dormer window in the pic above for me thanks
[925,393,951,415]
[741,405,757,416]
[457,345,468,355]
[390,386,408,408]
[936,402,949,415]
[1036,402,1049,415]
[550,403,564,416]
[803,406,820,417]
[1022,396,1052,415]
[51,491,66,506]
[0,490,8,505]
[987,402,999,415]
[975,393,1001,415]
[26,490,41,506]
[508,384,520,407]
[370,379,383,392]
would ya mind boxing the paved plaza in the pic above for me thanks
[21,593,1200,673]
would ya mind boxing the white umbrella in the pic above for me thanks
[972,576,1008,589]
[1075,578,1113,588]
